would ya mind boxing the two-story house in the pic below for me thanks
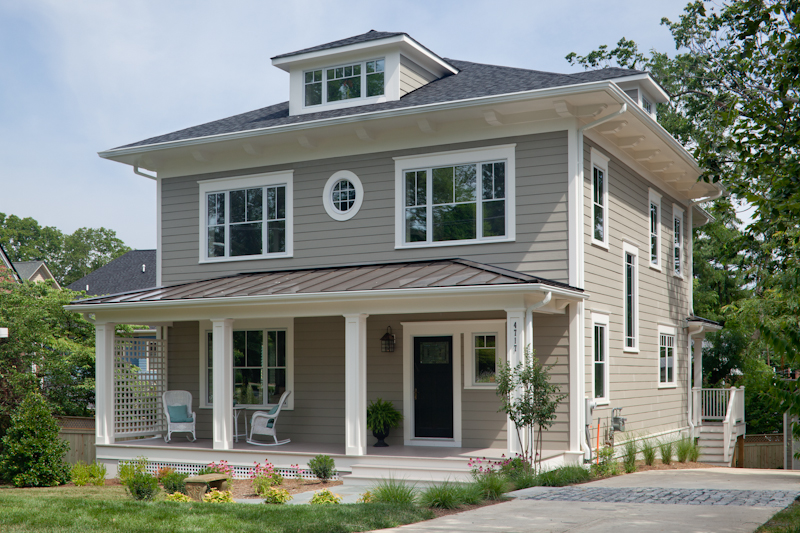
[71,30,738,482]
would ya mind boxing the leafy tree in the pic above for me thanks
[0,212,130,286]
[0,279,95,437]
[496,348,567,473]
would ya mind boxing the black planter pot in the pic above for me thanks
[372,427,390,447]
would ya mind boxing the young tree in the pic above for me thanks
[496,348,567,473]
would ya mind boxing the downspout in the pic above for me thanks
[575,103,628,460]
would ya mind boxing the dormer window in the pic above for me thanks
[642,97,652,114]
[304,58,385,108]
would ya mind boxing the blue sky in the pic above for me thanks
[0,0,693,250]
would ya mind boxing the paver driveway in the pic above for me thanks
[376,468,800,533]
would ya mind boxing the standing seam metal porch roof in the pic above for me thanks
[69,259,581,305]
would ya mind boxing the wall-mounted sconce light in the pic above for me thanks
[380,326,395,353]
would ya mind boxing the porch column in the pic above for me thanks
[344,313,368,456]
[95,322,116,445]
[692,335,704,428]
[211,319,234,451]
[505,309,525,456]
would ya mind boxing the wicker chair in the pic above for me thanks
[162,390,197,443]
[246,390,291,446]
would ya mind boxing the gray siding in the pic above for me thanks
[399,55,438,96]
[582,137,690,438]
[161,132,569,286]
[531,313,570,451]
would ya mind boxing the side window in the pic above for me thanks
[463,323,506,389]
[648,188,662,270]
[592,313,609,404]
[623,242,639,352]
[590,149,610,248]
[658,326,677,387]
[673,205,685,277]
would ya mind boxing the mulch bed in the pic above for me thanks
[229,478,343,499]
[634,460,719,472]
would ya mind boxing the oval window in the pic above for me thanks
[323,171,363,221]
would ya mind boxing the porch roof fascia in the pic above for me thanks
[67,282,587,319]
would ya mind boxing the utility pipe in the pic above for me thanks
[575,103,627,460]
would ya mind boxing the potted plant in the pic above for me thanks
[366,398,403,447]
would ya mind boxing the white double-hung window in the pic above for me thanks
[198,171,293,262]
[658,325,677,387]
[648,188,662,270]
[673,204,684,277]
[394,145,516,248]
[591,148,610,248]
[592,313,610,404]
[623,242,639,352]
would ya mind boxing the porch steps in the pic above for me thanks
[344,458,474,486]
[697,422,741,467]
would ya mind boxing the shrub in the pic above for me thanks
[0,392,70,487]
[591,446,619,478]
[676,438,692,463]
[356,490,374,503]
[156,466,175,480]
[309,489,341,504]
[125,471,159,501]
[623,438,638,473]
[307,455,336,482]
[161,471,188,494]
[659,440,675,465]
[197,460,232,478]
[641,439,657,466]
[71,462,91,486]
[419,481,466,509]
[252,460,283,495]
[536,465,592,487]
[203,488,234,503]
[88,462,107,486]
[472,470,511,498]
[457,483,484,505]
[262,486,292,504]
[370,478,416,505]
[73,461,107,486]
[497,455,533,488]
[689,439,701,462]
[165,492,192,502]
[118,456,149,484]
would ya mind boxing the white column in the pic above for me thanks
[505,309,525,456]
[344,313,368,456]
[568,302,583,454]
[95,322,116,445]
[692,335,704,429]
[212,319,234,451]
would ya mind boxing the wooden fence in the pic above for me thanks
[742,434,783,469]
[56,416,95,464]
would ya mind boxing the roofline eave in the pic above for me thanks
[66,282,587,313]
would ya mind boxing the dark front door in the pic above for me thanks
[414,336,453,438]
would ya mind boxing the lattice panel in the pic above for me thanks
[114,338,167,438]
[142,461,339,480]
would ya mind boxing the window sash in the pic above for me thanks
[205,185,286,259]
[304,58,384,107]
[650,202,659,265]
[625,253,636,348]
[593,167,605,241]
[473,334,497,385]
[594,324,606,399]
[660,334,675,383]
[674,216,682,275]
[403,161,506,244]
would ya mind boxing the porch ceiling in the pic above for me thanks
[69,258,583,307]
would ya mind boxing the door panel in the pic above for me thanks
[414,336,453,438]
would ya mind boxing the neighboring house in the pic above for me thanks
[70,31,739,482]
[13,260,60,288]
[0,243,20,283]
[67,249,156,296]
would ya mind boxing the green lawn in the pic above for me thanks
[758,499,800,533]
[0,485,434,533]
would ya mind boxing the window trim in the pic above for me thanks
[393,144,516,249]
[591,312,610,405]
[672,204,685,279]
[590,148,610,250]
[197,171,294,264]
[198,318,295,410]
[463,323,507,390]
[622,242,640,353]
[302,57,386,110]
[648,188,662,271]
[322,170,364,221]
[658,325,678,389]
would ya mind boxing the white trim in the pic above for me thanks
[300,57,389,114]
[394,144,516,249]
[344,313,368,456]
[591,313,610,405]
[672,204,685,279]
[211,318,234,451]
[198,318,295,411]
[461,320,507,390]
[156,178,162,287]
[197,170,294,263]
[590,147,610,250]
[322,170,364,221]
[402,321,464,447]
[658,324,678,388]
[622,242,639,353]
[648,188,662,271]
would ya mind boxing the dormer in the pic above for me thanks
[271,30,459,116]
[614,74,669,120]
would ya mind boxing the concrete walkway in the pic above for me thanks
[377,468,800,533]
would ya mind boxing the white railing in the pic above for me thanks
[701,388,731,420]
[723,386,746,463]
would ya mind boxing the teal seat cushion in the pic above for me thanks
[167,405,192,423]
[268,404,280,415]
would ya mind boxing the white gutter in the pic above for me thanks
[133,165,157,180]
[67,282,588,313]
[525,291,552,353]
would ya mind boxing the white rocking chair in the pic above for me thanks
[162,390,197,443]
[246,390,291,446]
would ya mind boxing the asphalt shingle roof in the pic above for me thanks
[67,249,157,296]
[271,30,406,60]
[12,261,46,281]
[112,59,644,151]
